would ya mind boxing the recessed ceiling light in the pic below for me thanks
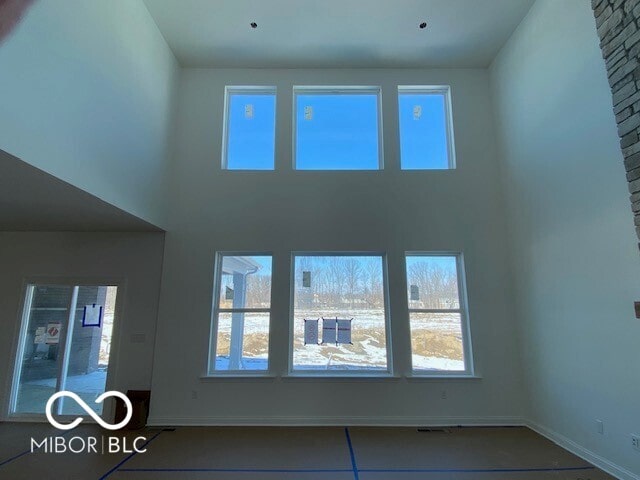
[419,21,427,29]
[250,22,258,29]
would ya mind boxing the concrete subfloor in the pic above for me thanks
[0,424,617,480]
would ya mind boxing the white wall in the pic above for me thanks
[0,0,178,227]
[148,68,525,425]
[490,0,640,476]
[0,232,165,419]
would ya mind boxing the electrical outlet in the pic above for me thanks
[441,390,447,400]
[596,419,604,435]
[191,390,198,400]
[632,434,640,451]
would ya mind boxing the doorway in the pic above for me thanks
[9,283,119,418]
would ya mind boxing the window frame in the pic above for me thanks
[287,251,393,377]
[292,86,384,171]
[7,276,125,422]
[397,85,456,170]
[405,252,474,377]
[221,86,277,171]
[207,252,274,376]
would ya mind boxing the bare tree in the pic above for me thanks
[293,256,387,311]
[313,264,329,306]
[295,256,314,308]
[364,257,382,307]
[343,258,363,307]
[246,274,271,308]
[327,257,346,305]
[408,260,458,308]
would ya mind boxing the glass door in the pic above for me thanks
[11,284,118,417]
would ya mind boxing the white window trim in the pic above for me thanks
[405,252,475,377]
[287,251,394,377]
[221,86,277,171]
[292,86,384,171]
[397,85,457,170]
[207,252,273,376]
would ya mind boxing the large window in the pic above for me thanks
[405,253,472,374]
[223,87,276,170]
[398,86,455,170]
[294,87,382,170]
[291,254,390,373]
[209,254,272,373]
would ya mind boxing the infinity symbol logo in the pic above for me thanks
[45,391,133,431]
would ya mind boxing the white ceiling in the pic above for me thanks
[0,150,162,232]
[144,0,535,68]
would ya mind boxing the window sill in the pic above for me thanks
[200,373,277,380]
[293,168,383,172]
[404,373,482,381]
[282,373,401,382]
[221,169,276,172]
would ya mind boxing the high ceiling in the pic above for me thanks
[144,0,535,68]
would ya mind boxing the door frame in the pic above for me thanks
[5,276,127,423]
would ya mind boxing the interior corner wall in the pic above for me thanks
[0,0,179,228]
[0,232,165,420]
[148,67,525,426]
[489,0,640,476]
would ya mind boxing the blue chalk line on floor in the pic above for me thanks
[111,426,596,477]
[100,429,164,479]
[119,468,353,473]
[345,427,360,480]
[0,425,74,469]
[358,466,596,473]
[0,449,31,468]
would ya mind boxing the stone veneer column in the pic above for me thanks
[592,0,640,239]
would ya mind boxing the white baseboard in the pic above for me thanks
[526,421,639,480]
[147,415,525,427]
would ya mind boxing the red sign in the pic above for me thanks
[46,323,61,344]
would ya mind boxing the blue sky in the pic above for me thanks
[252,256,272,275]
[295,94,379,170]
[226,94,276,170]
[398,94,448,169]
[226,91,448,170]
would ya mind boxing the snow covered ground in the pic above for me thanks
[26,370,107,391]
[21,370,108,414]
[215,309,464,371]
[411,355,463,371]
